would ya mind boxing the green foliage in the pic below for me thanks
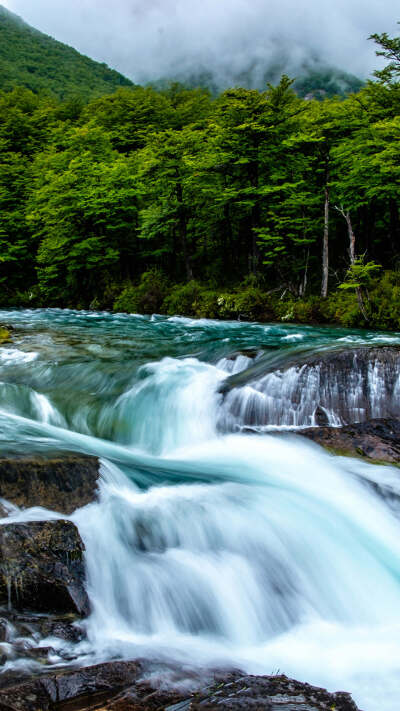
[114,270,169,314]
[366,271,400,329]
[370,24,400,85]
[339,258,381,290]
[162,281,203,317]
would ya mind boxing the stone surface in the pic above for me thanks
[0,455,100,514]
[0,661,142,710]
[0,520,89,615]
[0,665,360,711]
[184,673,359,710]
[298,417,400,463]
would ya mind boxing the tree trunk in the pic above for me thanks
[344,210,356,265]
[321,174,329,298]
[356,287,369,321]
[299,248,309,297]
[337,207,369,322]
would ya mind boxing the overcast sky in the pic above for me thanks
[2,0,399,84]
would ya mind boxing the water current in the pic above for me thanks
[1,308,400,710]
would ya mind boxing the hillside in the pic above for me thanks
[150,63,363,100]
[0,5,133,100]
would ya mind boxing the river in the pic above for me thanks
[1,308,400,710]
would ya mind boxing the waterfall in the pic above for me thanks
[1,310,400,711]
[219,347,400,429]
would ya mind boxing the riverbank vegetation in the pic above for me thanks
[0,27,399,328]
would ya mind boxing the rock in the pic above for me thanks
[183,673,359,711]
[0,520,89,615]
[0,608,84,644]
[0,661,142,710]
[39,614,84,643]
[0,616,9,642]
[298,417,400,464]
[0,327,11,345]
[0,503,9,519]
[0,455,100,514]
[0,665,360,711]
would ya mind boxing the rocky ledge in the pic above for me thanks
[0,454,100,514]
[298,417,400,464]
[0,661,360,710]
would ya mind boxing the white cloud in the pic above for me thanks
[3,0,399,83]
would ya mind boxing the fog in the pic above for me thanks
[2,0,399,85]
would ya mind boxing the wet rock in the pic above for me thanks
[0,617,9,642]
[0,503,10,520]
[0,455,100,514]
[183,673,360,710]
[0,520,89,615]
[298,417,400,464]
[0,326,11,345]
[0,609,84,644]
[314,406,331,427]
[0,664,360,711]
[39,614,84,643]
[0,661,142,710]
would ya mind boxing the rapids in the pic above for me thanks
[1,308,400,710]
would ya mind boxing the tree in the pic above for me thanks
[28,126,138,303]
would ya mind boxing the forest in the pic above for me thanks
[0,27,399,328]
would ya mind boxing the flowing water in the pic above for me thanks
[1,309,400,710]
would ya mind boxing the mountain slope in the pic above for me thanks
[0,5,133,100]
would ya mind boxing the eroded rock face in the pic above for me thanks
[0,455,99,514]
[298,418,400,464]
[0,665,360,711]
[0,520,89,615]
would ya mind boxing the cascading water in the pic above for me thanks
[1,309,400,710]
[219,347,400,430]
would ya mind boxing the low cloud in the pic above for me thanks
[3,0,399,85]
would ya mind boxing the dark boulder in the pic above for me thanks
[0,455,99,514]
[0,520,89,615]
[183,673,359,711]
[298,417,400,464]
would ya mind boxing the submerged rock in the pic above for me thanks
[0,520,89,615]
[0,455,99,514]
[0,665,360,710]
[298,417,400,464]
[0,326,11,345]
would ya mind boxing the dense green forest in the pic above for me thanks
[0,6,133,100]
[0,20,399,328]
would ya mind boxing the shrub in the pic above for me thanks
[162,281,202,317]
[113,269,169,314]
